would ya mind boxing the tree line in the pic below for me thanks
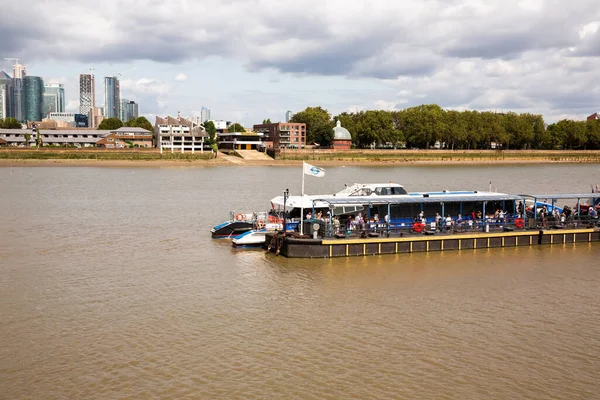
[97,116,153,132]
[289,105,600,150]
[0,118,23,129]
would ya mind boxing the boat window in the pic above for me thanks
[375,186,407,195]
[350,188,372,196]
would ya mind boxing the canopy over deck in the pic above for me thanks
[313,193,523,206]
[520,193,599,200]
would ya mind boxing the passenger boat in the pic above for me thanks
[269,182,522,231]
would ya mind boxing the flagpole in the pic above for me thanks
[300,161,305,234]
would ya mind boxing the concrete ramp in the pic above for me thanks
[236,150,274,160]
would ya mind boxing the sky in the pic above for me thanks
[1,0,599,126]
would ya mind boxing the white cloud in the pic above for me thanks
[3,0,600,123]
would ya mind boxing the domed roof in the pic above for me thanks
[333,120,351,141]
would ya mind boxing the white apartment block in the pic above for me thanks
[155,115,208,153]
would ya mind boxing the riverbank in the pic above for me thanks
[1,148,600,167]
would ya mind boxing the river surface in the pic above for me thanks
[1,163,599,399]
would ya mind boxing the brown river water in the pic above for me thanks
[1,163,599,399]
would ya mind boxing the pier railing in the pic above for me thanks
[302,214,600,239]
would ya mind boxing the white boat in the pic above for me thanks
[232,223,283,247]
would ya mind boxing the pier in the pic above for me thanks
[265,228,600,258]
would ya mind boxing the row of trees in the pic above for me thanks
[289,105,600,150]
[97,116,153,132]
[0,118,22,129]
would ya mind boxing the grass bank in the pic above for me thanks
[277,149,600,163]
[0,149,215,161]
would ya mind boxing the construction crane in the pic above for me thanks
[3,57,22,63]
[115,67,137,77]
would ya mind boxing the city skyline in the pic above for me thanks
[1,1,599,126]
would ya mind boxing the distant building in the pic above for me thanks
[201,107,211,123]
[155,115,208,153]
[43,83,65,116]
[252,122,306,152]
[209,119,229,133]
[23,76,44,122]
[120,99,139,123]
[104,76,121,119]
[12,62,26,79]
[0,128,112,147]
[88,107,104,129]
[285,110,293,122]
[0,71,12,120]
[96,127,153,148]
[218,131,264,150]
[587,112,600,121]
[332,120,352,150]
[79,74,95,119]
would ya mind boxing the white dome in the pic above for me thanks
[333,120,351,141]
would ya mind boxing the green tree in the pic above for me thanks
[0,118,22,129]
[24,133,31,146]
[262,119,272,124]
[291,106,333,146]
[98,117,124,130]
[203,120,217,144]
[134,116,153,132]
[228,122,245,133]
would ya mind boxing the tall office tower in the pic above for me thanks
[43,83,65,117]
[23,76,44,122]
[0,71,12,119]
[285,110,293,122]
[10,78,24,121]
[13,62,26,79]
[201,107,211,123]
[104,76,121,119]
[120,99,139,123]
[79,74,95,119]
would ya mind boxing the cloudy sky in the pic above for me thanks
[1,0,599,125]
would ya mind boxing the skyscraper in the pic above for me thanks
[43,83,65,117]
[10,78,24,122]
[104,76,120,119]
[0,71,12,120]
[201,107,211,123]
[285,110,293,122]
[120,99,139,123]
[13,62,26,79]
[79,74,95,118]
[23,76,44,122]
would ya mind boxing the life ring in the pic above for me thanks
[257,220,265,229]
[514,218,525,229]
[235,213,245,221]
[413,222,425,233]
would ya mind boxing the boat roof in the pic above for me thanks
[313,193,523,206]
[520,193,599,199]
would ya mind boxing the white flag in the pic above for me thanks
[303,162,325,178]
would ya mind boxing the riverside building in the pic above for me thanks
[155,115,208,153]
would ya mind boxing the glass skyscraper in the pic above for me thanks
[23,76,44,122]
[120,99,139,123]
[43,83,65,116]
[104,76,120,119]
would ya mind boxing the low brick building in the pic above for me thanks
[253,122,306,151]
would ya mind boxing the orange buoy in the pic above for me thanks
[235,213,244,221]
